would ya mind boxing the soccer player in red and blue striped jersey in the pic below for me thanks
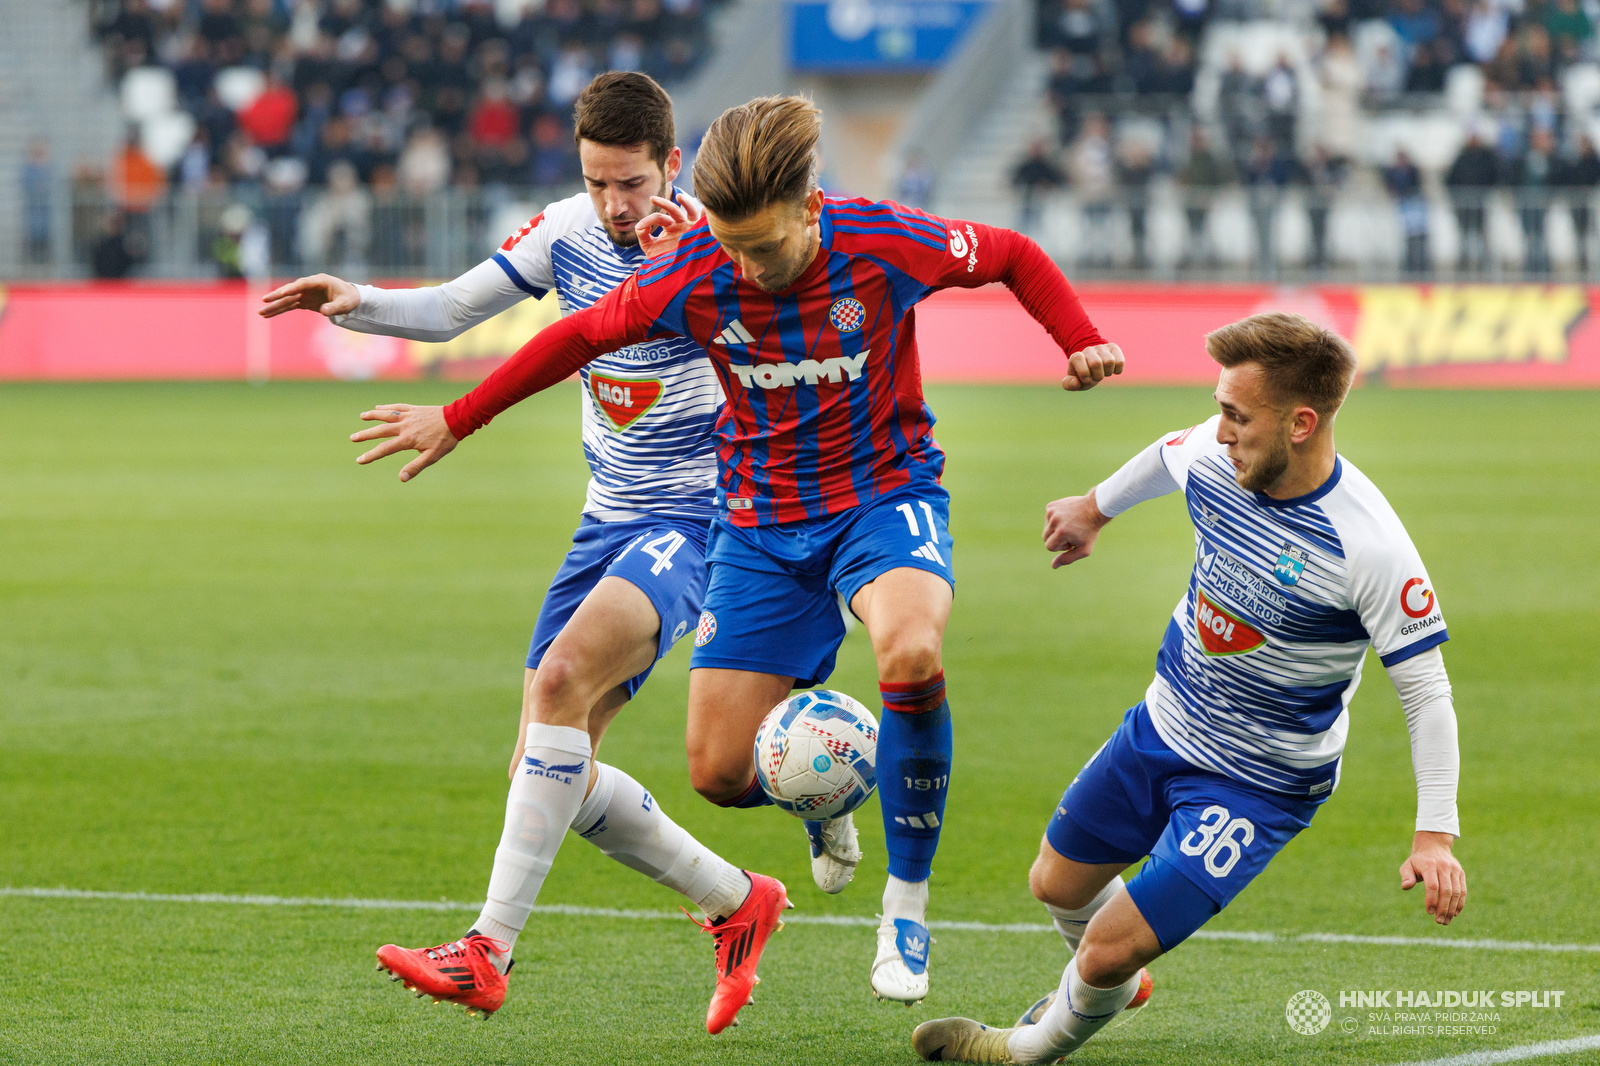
[357,96,1124,1004]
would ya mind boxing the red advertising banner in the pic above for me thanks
[2,280,1597,387]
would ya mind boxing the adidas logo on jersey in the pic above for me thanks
[729,352,870,390]
[715,319,756,346]
[911,540,944,564]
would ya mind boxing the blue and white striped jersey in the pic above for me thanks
[494,189,721,521]
[1103,416,1449,798]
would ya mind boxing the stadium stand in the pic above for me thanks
[6,0,1600,278]
[8,0,725,278]
[931,0,1600,275]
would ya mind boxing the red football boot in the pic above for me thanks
[686,872,792,1034]
[374,933,510,1018]
[1126,966,1154,1013]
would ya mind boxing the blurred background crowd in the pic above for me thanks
[12,0,1600,280]
[18,0,718,279]
[1008,0,1600,274]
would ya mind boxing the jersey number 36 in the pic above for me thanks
[1178,804,1256,878]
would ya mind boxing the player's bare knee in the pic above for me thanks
[875,631,942,685]
[1029,854,1097,910]
[1029,857,1069,908]
[688,760,748,804]
[529,656,592,728]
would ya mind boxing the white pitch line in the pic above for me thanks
[4,887,1598,955]
[1383,1034,1600,1066]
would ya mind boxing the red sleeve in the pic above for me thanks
[853,201,1107,357]
[951,222,1106,357]
[443,275,654,439]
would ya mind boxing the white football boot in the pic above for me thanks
[911,1018,1018,1063]
[871,913,932,1004]
[803,815,861,894]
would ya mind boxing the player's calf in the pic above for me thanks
[872,672,952,1004]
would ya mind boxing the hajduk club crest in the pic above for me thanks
[829,298,865,333]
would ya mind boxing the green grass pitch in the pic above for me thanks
[1,382,1596,1066]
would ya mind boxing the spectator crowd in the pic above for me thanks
[1017,0,1600,273]
[64,0,716,275]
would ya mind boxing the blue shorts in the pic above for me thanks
[1045,702,1323,951]
[527,514,710,698]
[688,479,954,686]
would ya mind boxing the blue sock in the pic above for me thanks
[877,673,952,883]
[718,775,773,809]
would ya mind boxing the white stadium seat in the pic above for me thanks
[215,67,267,113]
[120,65,177,122]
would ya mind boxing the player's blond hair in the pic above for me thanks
[691,96,821,221]
[1206,312,1357,417]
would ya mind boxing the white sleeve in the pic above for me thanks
[1095,437,1179,516]
[1385,647,1461,837]
[333,258,527,343]
[332,199,577,342]
[1094,415,1224,516]
[1347,511,1449,668]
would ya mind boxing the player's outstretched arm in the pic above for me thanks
[416,277,655,461]
[262,260,528,342]
[1385,646,1465,925]
[1043,431,1189,567]
[350,403,459,483]
[258,273,360,318]
[1042,488,1112,568]
[916,217,1125,390]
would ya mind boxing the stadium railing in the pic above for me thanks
[8,182,1600,282]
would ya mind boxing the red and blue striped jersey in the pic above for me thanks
[446,197,1107,527]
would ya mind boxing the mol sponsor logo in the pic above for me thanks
[589,371,663,431]
[1352,285,1588,371]
[1195,588,1266,656]
[729,351,869,390]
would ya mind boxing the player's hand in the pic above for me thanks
[635,194,703,259]
[351,403,458,482]
[259,273,360,318]
[1063,342,1125,392]
[1399,830,1466,926]
[1043,488,1111,569]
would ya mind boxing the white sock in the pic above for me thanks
[473,724,593,970]
[571,762,751,921]
[1007,955,1141,1063]
[1045,876,1125,955]
[882,874,929,924]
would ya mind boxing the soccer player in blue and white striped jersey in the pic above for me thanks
[913,312,1467,1064]
[259,73,785,1034]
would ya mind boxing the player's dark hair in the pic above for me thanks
[572,71,675,167]
[692,95,821,220]
[1206,312,1357,417]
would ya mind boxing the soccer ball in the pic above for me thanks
[753,690,879,820]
